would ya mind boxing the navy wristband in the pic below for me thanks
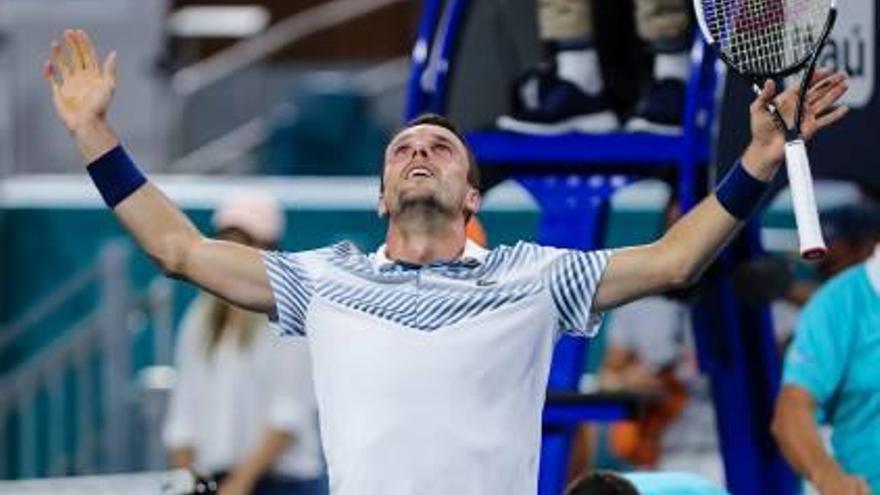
[715,160,770,220]
[87,145,147,208]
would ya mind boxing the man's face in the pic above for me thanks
[379,124,479,220]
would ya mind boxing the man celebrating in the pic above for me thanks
[43,30,848,495]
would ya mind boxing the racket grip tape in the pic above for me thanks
[784,140,827,260]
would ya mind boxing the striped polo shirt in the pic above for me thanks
[263,240,611,495]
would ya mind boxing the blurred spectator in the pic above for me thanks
[497,0,692,135]
[772,244,880,495]
[566,470,730,495]
[163,193,326,495]
[598,292,722,482]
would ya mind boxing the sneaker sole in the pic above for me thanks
[624,118,683,136]
[497,112,620,135]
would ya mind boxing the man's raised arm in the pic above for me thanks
[594,71,850,311]
[44,30,274,313]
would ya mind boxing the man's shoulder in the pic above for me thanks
[277,240,364,261]
[486,241,611,268]
[487,240,568,259]
[266,241,371,277]
[483,241,554,270]
[492,241,612,262]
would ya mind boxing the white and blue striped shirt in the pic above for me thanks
[263,240,610,495]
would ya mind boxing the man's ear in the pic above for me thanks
[464,188,481,217]
[378,194,388,218]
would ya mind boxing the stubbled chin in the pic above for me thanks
[398,188,438,204]
[395,187,457,215]
[398,180,437,196]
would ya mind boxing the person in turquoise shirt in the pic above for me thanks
[566,470,730,495]
[773,246,880,495]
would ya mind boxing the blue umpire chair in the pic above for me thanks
[405,1,801,494]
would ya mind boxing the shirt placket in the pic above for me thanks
[390,264,421,328]
[414,267,425,328]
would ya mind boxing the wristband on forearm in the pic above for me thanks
[87,145,147,208]
[715,159,771,220]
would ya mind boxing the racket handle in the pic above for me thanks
[784,140,827,260]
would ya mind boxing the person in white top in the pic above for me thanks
[44,30,848,494]
[163,194,327,495]
[602,295,723,483]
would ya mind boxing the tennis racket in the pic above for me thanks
[693,0,837,259]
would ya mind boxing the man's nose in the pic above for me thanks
[410,144,429,158]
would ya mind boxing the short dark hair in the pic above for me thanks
[822,203,880,244]
[566,472,640,495]
[384,113,481,190]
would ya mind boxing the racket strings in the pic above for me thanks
[701,0,831,75]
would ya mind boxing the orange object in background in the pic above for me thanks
[608,370,688,468]
[466,216,487,247]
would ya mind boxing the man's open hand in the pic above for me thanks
[43,30,117,135]
[743,70,849,180]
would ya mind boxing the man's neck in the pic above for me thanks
[385,218,468,265]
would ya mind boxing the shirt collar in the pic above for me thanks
[372,239,489,270]
[866,245,880,295]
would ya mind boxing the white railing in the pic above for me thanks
[0,241,175,478]
[170,0,407,98]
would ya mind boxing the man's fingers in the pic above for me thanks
[807,72,847,105]
[813,105,849,131]
[102,50,118,85]
[809,71,846,92]
[64,30,85,70]
[74,30,98,71]
[42,60,54,81]
[765,81,800,128]
[50,41,73,78]
[43,61,64,109]
[752,79,789,127]
[774,83,801,114]
[807,67,833,87]
[42,61,58,91]
[810,80,849,116]
[753,79,777,108]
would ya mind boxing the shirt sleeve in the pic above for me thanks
[782,280,855,407]
[262,251,315,336]
[162,298,206,449]
[545,248,613,337]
